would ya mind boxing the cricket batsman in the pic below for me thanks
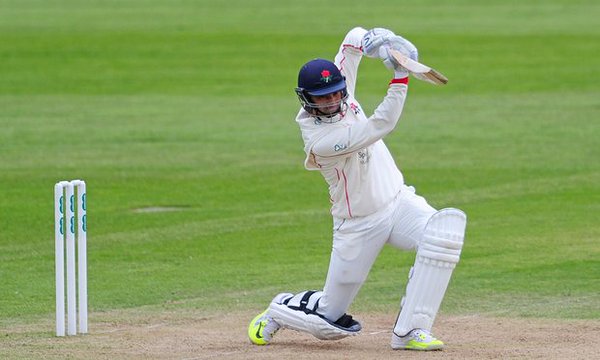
[248,27,467,351]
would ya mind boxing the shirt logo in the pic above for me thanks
[349,103,361,115]
[358,149,370,164]
[334,144,347,152]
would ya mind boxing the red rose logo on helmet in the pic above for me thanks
[320,70,332,83]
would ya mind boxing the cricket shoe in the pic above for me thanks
[248,293,293,345]
[248,309,281,345]
[391,329,444,351]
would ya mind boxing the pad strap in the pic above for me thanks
[283,290,319,313]
[269,291,361,340]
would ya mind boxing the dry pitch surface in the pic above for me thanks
[2,309,599,359]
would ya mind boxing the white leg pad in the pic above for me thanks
[393,208,466,336]
[268,291,362,340]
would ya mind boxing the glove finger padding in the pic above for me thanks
[362,28,395,58]
[382,47,409,79]
[386,35,419,62]
[382,47,397,69]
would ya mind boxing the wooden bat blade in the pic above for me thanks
[388,49,448,85]
[413,70,449,85]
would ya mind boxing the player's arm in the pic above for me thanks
[310,81,408,158]
[334,27,367,98]
[333,27,417,97]
[312,32,418,158]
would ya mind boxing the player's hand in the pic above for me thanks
[382,48,409,79]
[362,28,395,58]
[381,35,419,78]
[387,35,418,62]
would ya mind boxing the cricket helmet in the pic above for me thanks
[295,58,348,122]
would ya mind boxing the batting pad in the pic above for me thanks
[393,208,466,336]
[269,291,362,340]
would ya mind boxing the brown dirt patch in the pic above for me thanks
[2,309,598,359]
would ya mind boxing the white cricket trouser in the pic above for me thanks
[318,185,436,321]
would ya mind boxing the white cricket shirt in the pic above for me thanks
[296,27,408,219]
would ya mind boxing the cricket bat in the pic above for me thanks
[388,49,448,85]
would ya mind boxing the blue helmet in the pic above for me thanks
[295,59,348,121]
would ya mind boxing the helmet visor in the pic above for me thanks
[306,81,347,96]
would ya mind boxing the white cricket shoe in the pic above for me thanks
[391,328,444,350]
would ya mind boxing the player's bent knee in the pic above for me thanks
[268,291,362,340]
[420,208,466,264]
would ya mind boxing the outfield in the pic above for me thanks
[1,0,599,358]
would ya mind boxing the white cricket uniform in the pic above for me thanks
[296,27,437,321]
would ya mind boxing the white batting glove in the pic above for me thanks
[381,35,419,78]
[388,35,419,61]
[362,28,395,58]
[382,49,409,79]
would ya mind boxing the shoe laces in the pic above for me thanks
[411,329,435,343]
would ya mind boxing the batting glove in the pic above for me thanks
[381,35,419,79]
[388,35,419,61]
[362,28,395,58]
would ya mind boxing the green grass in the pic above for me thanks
[1,0,599,329]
